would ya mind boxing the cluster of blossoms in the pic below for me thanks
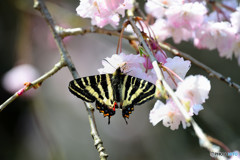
[75,0,216,130]
[145,0,240,64]
[76,0,133,28]
[98,52,211,130]
[76,0,240,64]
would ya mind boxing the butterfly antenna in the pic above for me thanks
[103,59,116,70]
[125,70,132,74]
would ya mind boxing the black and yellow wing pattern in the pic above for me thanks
[68,67,156,124]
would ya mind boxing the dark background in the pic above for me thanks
[0,0,239,159]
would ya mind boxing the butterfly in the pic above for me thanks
[68,67,156,124]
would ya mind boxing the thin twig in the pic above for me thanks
[158,43,240,92]
[0,61,65,111]
[33,0,108,159]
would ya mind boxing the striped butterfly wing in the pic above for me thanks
[120,75,156,120]
[68,74,116,122]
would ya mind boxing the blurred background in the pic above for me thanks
[0,0,240,160]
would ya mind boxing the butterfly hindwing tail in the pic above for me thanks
[121,75,156,119]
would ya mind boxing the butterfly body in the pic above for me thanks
[68,67,156,124]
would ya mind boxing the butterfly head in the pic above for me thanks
[113,62,129,76]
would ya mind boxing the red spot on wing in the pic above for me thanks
[113,102,118,111]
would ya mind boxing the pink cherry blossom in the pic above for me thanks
[149,75,210,130]
[76,0,133,28]
[175,75,211,105]
[98,52,145,75]
[145,0,184,18]
[163,56,191,89]
[150,19,171,42]
[170,27,193,43]
[144,56,190,87]
[128,67,157,83]
[150,18,193,43]
[194,21,236,59]
[149,100,183,130]
[165,2,207,30]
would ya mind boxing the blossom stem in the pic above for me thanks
[152,61,191,121]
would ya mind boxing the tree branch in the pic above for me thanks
[32,0,108,159]
[0,61,65,111]
[56,25,136,41]
[158,43,240,92]
[58,26,240,92]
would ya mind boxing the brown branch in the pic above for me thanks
[158,43,240,92]
[0,61,65,111]
[56,25,136,41]
[207,135,231,153]
[33,0,108,159]
[33,0,78,79]
[58,26,240,92]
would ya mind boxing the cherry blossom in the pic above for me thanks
[98,52,145,75]
[175,75,211,105]
[194,21,236,59]
[150,18,193,43]
[150,19,171,42]
[162,56,191,89]
[149,75,211,130]
[165,2,207,30]
[76,0,133,28]
[98,52,155,82]
[97,53,158,83]
[145,0,184,18]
